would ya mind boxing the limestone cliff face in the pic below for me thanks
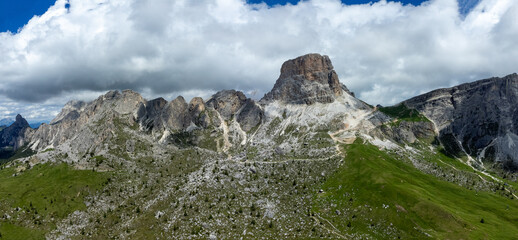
[206,90,248,120]
[404,73,518,170]
[206,90,263,132]
[261,53,352,104]
[162,96,191,131]
[189,97,211,128]
[136,97,168,132]
[236,99,264,132]
[50,100,87,125]
[31,90,146,150]
[132,89,263,136]
[373,120,435,144]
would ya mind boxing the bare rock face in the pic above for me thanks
[50,100,87,124]
[136,97,168,131]
[136,96,214,134]
[162,96,191,131]
[0,114,33,150]
[31,90,146,150]
[93,90,145,115]
[189,97,211,128]
[189,97,205,116]
[375,121,435,144]
[206,90,263,131]
[261,53,350,104]
[206,90,247,120]
[404,73,518,171]
[236,99,263,132]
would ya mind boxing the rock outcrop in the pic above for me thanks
[162,96,191,131]
[135,89,264,134]
[404,73,518,170]
[136,97,168,131]
[374,120,435,144]
[236,99,263,132]
[189,97,211,128]
[50,100,87,124]
[206,90,248,120]
[206,90,263,132]
[261,53,352,104]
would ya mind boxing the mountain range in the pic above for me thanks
[0,118,14,127]
[0,118,46,129]
[0,53,516,239]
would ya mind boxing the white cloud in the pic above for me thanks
[0,0,517,121]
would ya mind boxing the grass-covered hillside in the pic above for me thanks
[378,104,429,122]
[314,141,518,239]
[0,163,110,239]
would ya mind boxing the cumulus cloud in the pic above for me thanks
[0,0,517,121]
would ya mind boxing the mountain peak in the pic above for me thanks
[279,53,334,80]
[0,113,31,150]
[206,90,247,120]
[261,53,347,105]
[14,114,29,127]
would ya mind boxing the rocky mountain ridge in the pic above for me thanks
[3,53,517,174]
[0,53,517,239]
[404,73,518,171]
[23,54,363,155]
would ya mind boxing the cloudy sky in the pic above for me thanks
[0,0,516,122]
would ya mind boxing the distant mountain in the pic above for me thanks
[0,117,49,129]
[0,114,33,150]
[28,121,48,129]
[0,118,14,127]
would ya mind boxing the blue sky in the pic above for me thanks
[0,0,57,33]
[1,0,473,33]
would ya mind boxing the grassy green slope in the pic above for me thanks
[378,104,429,122]
[0,163,110,239]
[314,140,518,239]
